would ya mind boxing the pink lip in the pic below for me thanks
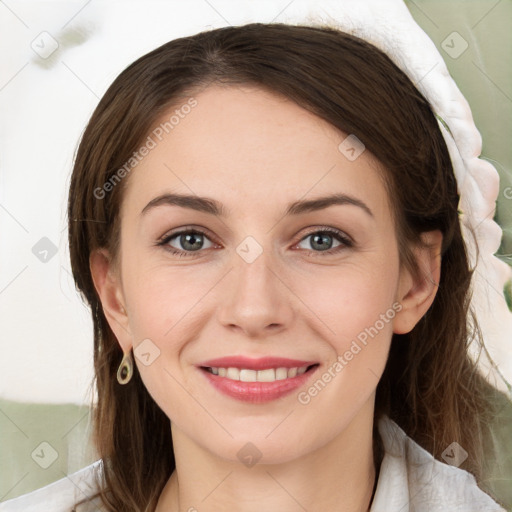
[197,357,319,403]
[199,356,317,370]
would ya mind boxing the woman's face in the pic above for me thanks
[101,84,420,463]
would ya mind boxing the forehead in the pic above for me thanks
[121,84,391,221]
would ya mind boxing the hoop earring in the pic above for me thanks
[117,350,133,385]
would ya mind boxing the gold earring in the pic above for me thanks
[117,350,133,385]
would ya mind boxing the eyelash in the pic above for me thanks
[156,226,354,258]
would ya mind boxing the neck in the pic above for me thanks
[157,402,377,512]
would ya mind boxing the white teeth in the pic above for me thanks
[257,368,276,382]
[275,368,288,380]
[207,365,312,382]
[226,367,240,380]
[239,369,257,382]
[287,367,297,378]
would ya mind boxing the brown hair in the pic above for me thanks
[68,22,498,511]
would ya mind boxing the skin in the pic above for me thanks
[90,84,442,512]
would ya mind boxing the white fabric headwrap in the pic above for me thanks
[210,0,512,392]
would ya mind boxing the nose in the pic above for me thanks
[216,246,294,339]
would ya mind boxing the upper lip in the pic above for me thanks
[198,356,318,370]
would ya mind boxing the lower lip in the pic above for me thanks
[199,365,319,403]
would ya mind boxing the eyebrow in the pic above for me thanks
[140,192,374,219]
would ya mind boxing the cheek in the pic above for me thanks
[121,264,208,423]
[295,261,400,344]
[292,259,400,404]
[124,261,208,340]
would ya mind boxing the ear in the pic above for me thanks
[89,248,133,352]
[393,230,443,334]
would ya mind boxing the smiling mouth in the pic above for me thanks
[201,364,319,383]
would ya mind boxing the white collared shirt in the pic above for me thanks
[0,416,505,511]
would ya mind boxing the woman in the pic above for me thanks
[1,17,508,512]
